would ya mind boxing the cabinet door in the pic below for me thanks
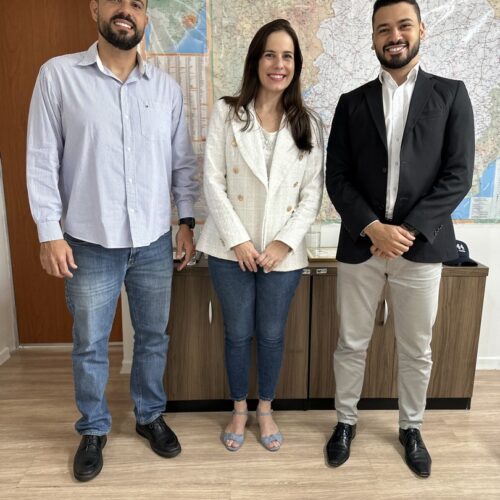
[164,273,226,400]
[427,275,486,398]
[247,275,311,399]
[309,275,397,398]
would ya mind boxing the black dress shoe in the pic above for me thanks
[136,416,181,458]
[73,434,107,482]
[326,423,356,467]
[399,428,432,478]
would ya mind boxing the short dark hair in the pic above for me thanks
[372,0,421,25]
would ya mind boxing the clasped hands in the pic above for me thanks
[364,221,415,259]
[232,240,290,273]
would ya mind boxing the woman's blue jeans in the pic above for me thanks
[64,232,173,436]
[208,256,302,401]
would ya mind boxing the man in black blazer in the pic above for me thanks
[325,0,474,478]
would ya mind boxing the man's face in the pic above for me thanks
[90,0,148,51]
[372,2,425,70]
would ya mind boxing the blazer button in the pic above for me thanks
[293,181,299,188]
[287,206,293,212]
[238,195,244,202]
[233,167,240,174]
[232,139,237,147]
[382,168,387,173]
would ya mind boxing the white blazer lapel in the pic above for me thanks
[231,104,268,189]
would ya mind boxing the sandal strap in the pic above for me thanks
[261,432,283,447]
[223,432,244,444]
[232,409,248,416]
[256,408,273,417]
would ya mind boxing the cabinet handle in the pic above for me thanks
[208,300,213,325]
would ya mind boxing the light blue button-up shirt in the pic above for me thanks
[27,42,198,248]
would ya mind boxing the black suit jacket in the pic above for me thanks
[326,69,475,264]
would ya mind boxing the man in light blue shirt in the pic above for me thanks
[27,0,198,482]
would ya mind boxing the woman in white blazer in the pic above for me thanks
[197,19,324,452]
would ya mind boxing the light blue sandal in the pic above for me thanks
[256,408,283,452]
[221,409,248,452]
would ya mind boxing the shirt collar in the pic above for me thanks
[77,42,151,79]
[379,62,420,87]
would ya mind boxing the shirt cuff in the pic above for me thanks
[37,221,63,242]
[360,219,379,237]
[176,201,194,221]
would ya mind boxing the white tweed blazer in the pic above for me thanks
[197,99,324,272]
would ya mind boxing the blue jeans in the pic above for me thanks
[208,256,302,401]
[64,231,173,435]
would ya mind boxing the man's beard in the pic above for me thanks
[375,39,420,69]
[98,13,143,50]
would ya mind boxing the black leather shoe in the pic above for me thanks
[73,434,107,482]
[326,423,356,467]
[399,428,432,478]
[136,416,181,458]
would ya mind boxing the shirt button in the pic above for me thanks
[287,206,293,212]
[237,195,244,202]
[293,182,299,188]
[129,178,133,183]
[127,147,131,152]
[232,139,237,147]
[299,153,304,161]
[130,208,135,213]
[233,167,239,174]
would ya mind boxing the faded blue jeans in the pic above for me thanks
[208,256,302,401]
[64,231,173,436]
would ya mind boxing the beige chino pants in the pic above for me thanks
[334,256,442,429]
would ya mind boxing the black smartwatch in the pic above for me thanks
[178,217,195,229]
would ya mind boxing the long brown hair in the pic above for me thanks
[223,19,317,153]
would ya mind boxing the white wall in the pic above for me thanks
[122,223,500,372]
[0,159,18,365]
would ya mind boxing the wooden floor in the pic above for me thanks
[0,347,499,499]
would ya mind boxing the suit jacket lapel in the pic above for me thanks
[402,69,435,144]
[365,79,387,151]
[231,103,268,189]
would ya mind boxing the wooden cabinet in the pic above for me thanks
[164,261,311,403]
[164,266,226,401]
[308,263,489,407]
[164,260,488,409]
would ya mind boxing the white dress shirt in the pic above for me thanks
[379,63,420,220]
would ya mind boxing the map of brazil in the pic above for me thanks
[144,0,500,223]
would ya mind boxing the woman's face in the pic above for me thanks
[257,31,295,96]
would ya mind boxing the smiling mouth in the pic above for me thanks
[385,44,408,54]
[113,19,134,31]
[268,74,286,81]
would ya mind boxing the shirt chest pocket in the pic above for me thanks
[136,99,169,140]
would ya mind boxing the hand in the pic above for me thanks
[256,240,290,273]
[175,225,195,271]
[40,239,77,278]
[232,241,260,272]
[364,221,415,259]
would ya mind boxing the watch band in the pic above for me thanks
[178,217,195,229]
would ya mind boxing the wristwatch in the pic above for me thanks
[178,217,195,229]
